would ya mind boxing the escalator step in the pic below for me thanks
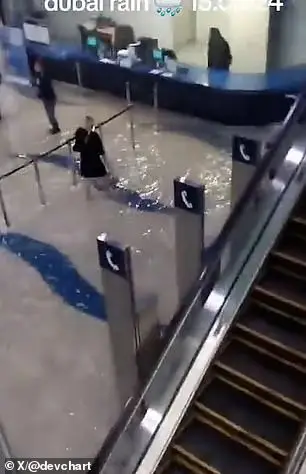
[159,462,191,474]
[275,230,306,259]
[164,468,187,474]
[293,203,306,221]
[237,303,306,363]
[254,268,306,319]
[249,299,306,328]
[197,376,299,452]
[272,236,306,275]
[217,340,306,407]
[290,218,306,236]
[175,417,278,474]
[293,194,306,217]
[162,456,217,474]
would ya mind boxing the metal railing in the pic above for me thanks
[0,77,166,228]
[0,104,134,227]
[90,93,306,472]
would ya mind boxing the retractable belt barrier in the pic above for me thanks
[0,105,133,227]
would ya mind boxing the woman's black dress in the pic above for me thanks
[73,127,107,178]
[207,28,232,71]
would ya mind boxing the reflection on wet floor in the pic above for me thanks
[104,110,232,214]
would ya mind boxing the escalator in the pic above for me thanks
[156,190,306,474]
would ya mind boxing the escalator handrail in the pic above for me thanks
[92,93,306,472]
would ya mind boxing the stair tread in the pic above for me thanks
[218,340,306,405]
[274,239,306,265]
[294,204,306,220]
[198,377,298,451]
[176,418,278,474]
[256,268,306,310]
[162,464,190,474]
[238,304,306,357]
[292,212,306,224]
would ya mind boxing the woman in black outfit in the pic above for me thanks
[73,116,108,199]
[207,28,232,71]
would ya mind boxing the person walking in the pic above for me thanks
[34,59,60,134]
[73,116,108,199]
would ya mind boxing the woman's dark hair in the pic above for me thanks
[209,28,223,45]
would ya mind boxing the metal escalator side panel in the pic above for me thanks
[134,136,306,474]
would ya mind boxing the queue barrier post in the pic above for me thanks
[0,184,10,227]
[75,61,83,88]
[153,82,159,132]
[125,82,136,151]
[231,136,261,208]
[67,141,78,187]
[230,136,262,261]
[173,178,205,305]
[97,234,160,408]
[32,158,46,206]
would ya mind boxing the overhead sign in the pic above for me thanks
[174,178,205,214]
[232,136,260,165]
[97,236,129,279]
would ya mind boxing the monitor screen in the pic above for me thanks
[23,23,50,44]
[153,48,163,61]
[87,35,97,47]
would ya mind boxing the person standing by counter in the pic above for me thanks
[207,28,232,71]
[34,59,60,135]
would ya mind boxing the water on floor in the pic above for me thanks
[0,80,278,460]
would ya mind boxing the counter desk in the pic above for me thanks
[26,41,306,126]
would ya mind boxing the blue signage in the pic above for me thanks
[174,178,205,214]
[0,26,30,85]
[232,136,260,165]
[97,236,130,279]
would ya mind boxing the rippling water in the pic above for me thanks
[102,112,232,217]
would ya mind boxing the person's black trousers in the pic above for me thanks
[42,99,59,130]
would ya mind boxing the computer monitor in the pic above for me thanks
[86,35,97,47]
[23,23,50,44]
[137,37,158,65]
[153,48,163,62]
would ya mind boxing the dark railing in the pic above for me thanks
[90,93,306,472]
[0,105,133,227]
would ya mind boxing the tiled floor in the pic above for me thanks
[0,80,284,462]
